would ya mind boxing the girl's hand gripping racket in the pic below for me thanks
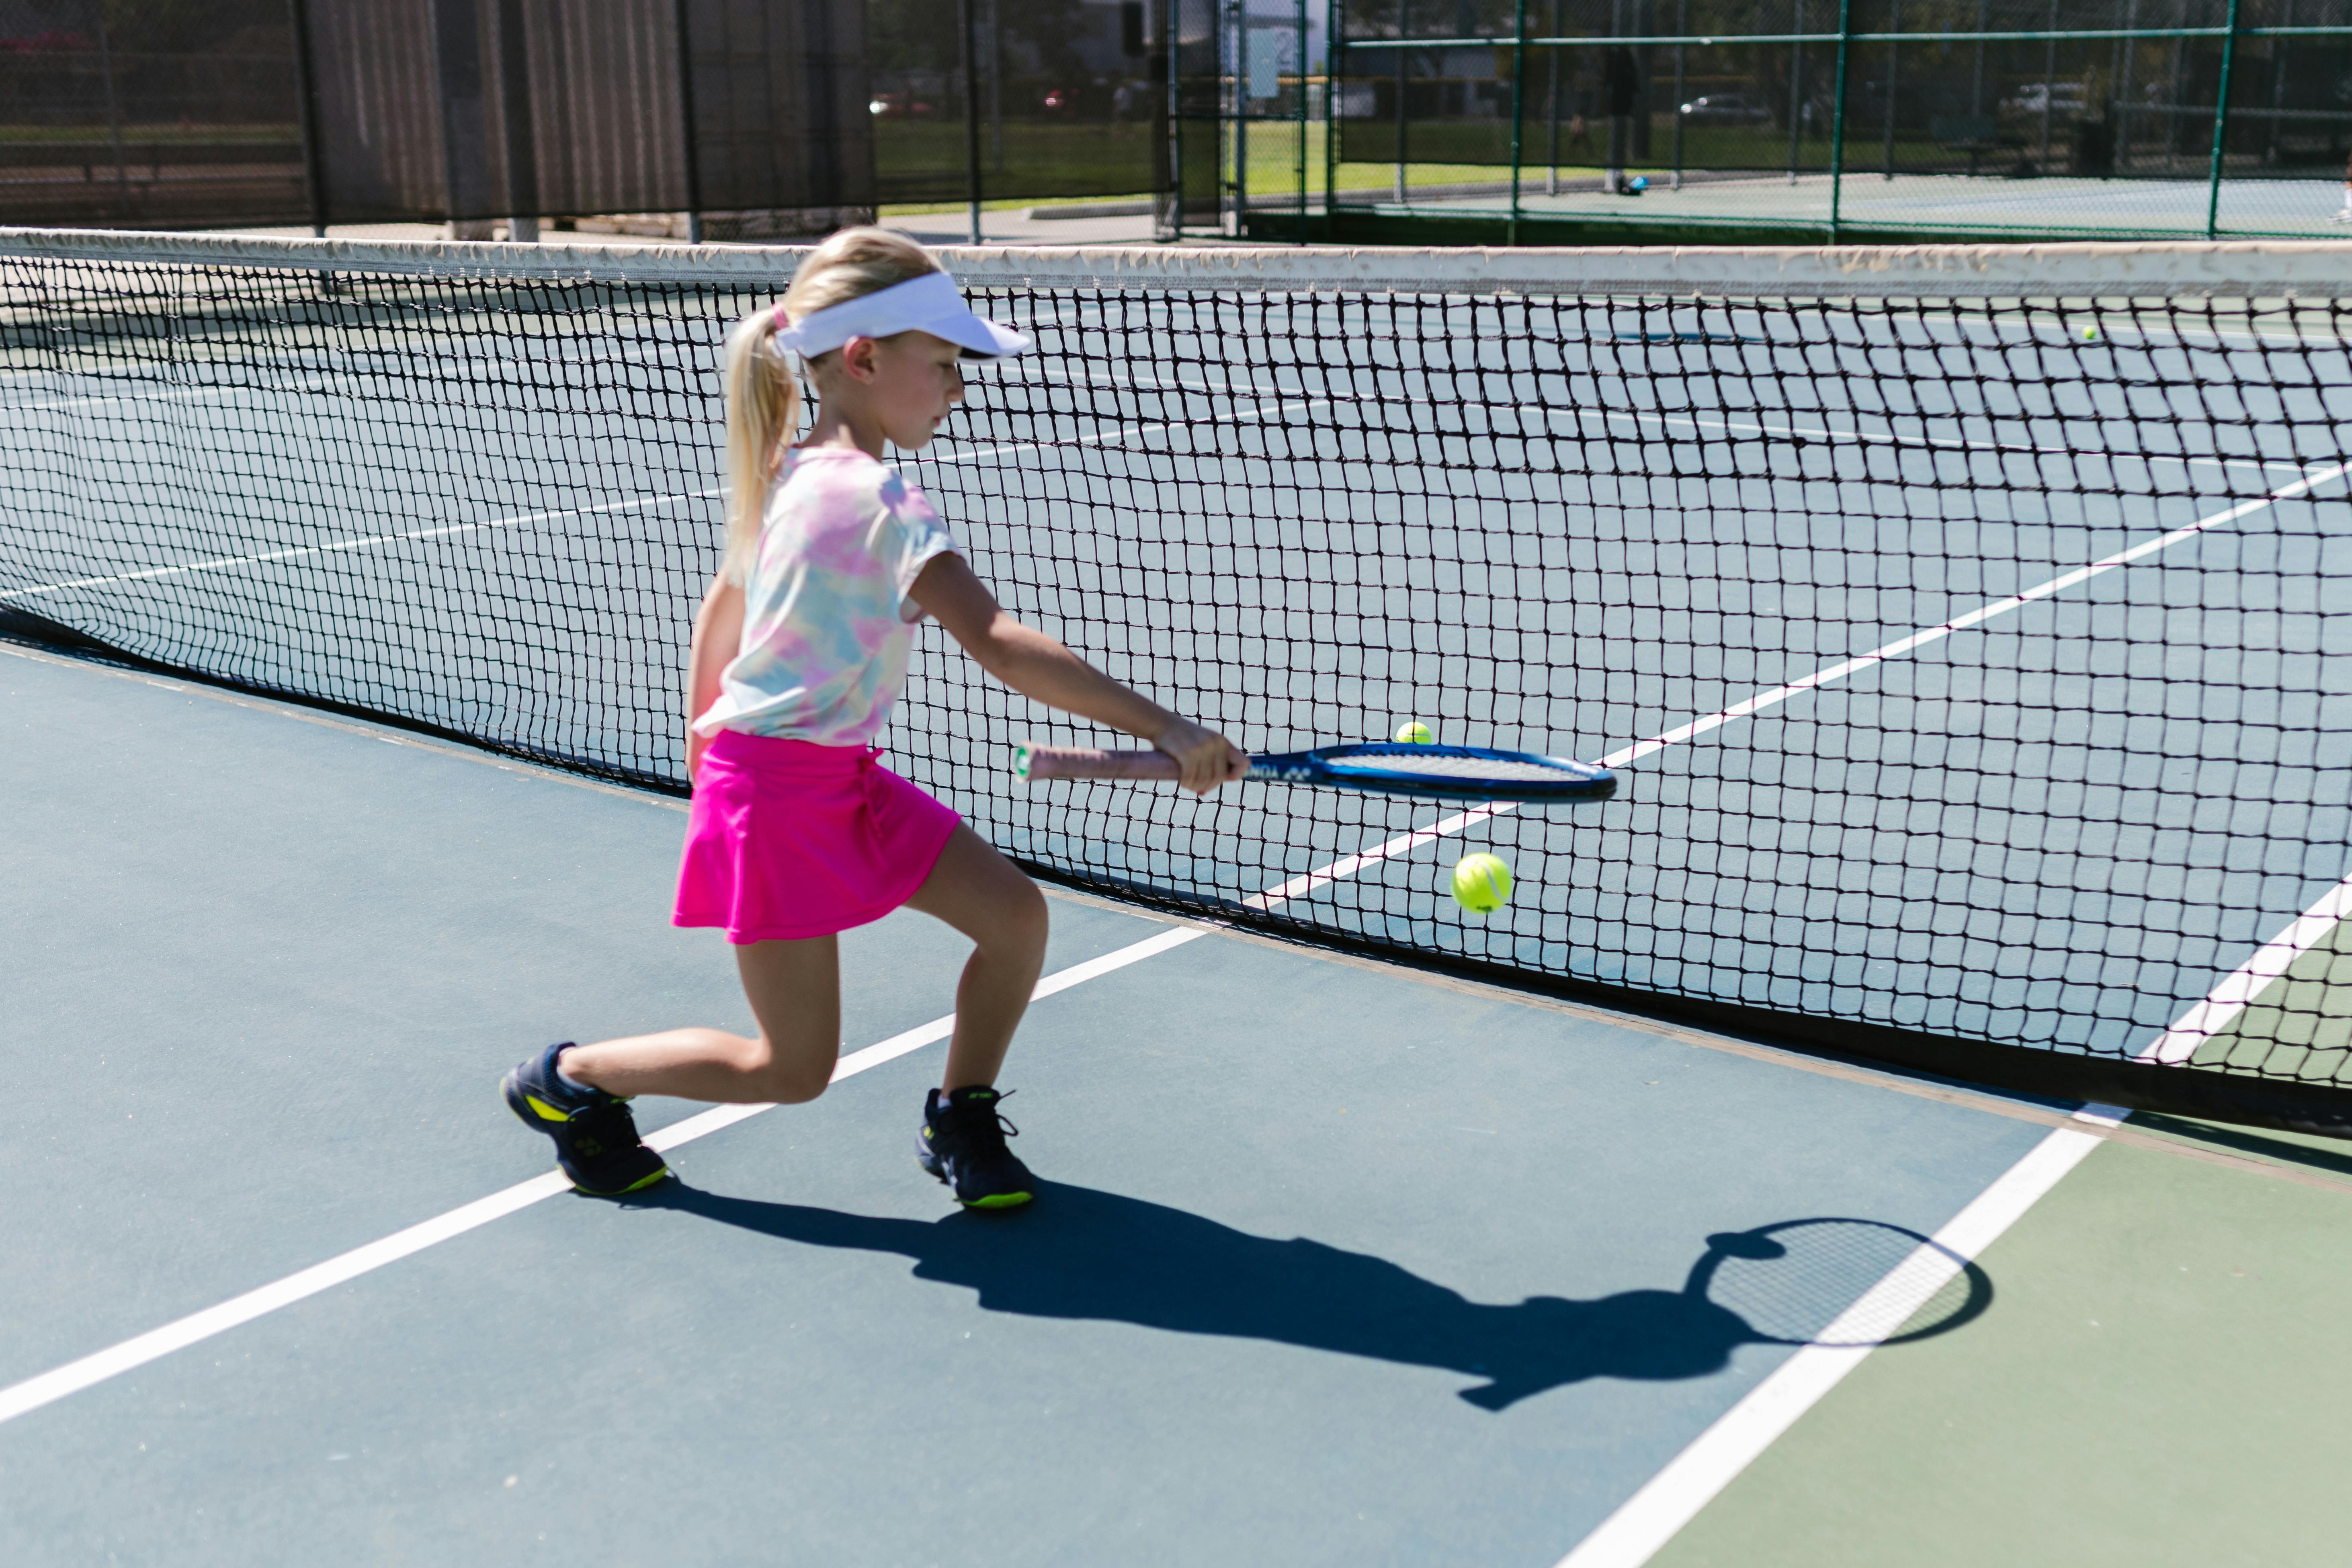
[1013,740,1616,803]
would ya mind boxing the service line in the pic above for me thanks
[1246,460,2351,908]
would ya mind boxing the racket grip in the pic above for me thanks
[1013,742,1182,782]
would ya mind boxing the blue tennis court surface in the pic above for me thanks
[4,233,2350,1560]
[0,644,2073,1563]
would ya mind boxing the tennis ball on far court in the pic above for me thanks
[1394,720,1435,744]
[2080,324,2100,342]
[1451,853,1514,914]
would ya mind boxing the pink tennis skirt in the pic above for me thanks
[673,730,961,943]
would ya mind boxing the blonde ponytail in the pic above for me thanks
[718,226,947,584]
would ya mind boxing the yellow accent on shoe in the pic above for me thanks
[572,1162,671,1196]
[963,1191,1033,1209]
[524,1095,572,1123]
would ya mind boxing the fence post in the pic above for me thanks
[1508,0,1527,243]
[1828,0,1851,238]
[1785,0,1805,183]
[1167,0,1184,237]
[672,0,704,243]
[286,0,330,234]
[2206,0,2241,238]
[1297,0,1309,240]
[1393,0,1406,202]
[1326,0,1340,225]
[961,0,984,242]
[89,1,127,199]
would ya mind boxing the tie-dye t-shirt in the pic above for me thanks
[692,446,963,746]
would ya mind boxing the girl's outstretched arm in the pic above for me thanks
[685,571,746,779]
[911,554,1245,795]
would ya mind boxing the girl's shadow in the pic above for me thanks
[635,1181,1989,1409]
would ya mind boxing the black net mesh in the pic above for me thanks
[4,231,2350,1131]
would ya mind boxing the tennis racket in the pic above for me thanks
[1012,740,1616,803]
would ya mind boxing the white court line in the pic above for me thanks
[1240,459,2352,905]
[1002,358,2328,479]
[923,393,1329,468]
[1551,852,2352,1568]
[1552,1118,2108,1568]
[0,923,1206,1430]
[5,389,1323,604]
[3,379,339,416]
[2135,867,2352,1067]
[0,488,722,603]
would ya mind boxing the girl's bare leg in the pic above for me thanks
[558,936,842,1105]
[901,824,1049,1092]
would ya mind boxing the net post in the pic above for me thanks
[285,0,330,236]
[671,0,705,244]
[2206,0,2242,238]
[1828,0,1852,239]
[1507,0,1527,244]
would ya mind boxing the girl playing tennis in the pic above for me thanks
[504,228,1242,1208]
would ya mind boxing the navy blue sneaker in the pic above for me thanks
[502,1042,671,1196]
[917,1086,1035,1209]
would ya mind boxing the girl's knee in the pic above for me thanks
[997,875,1049,955]
[736,1039,833,1104]
[767,1069,831,1105]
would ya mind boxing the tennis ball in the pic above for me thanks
[1451,853,1514,914]
[1394,720,1435,744]
[2080,324,2100,342]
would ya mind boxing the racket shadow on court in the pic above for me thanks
[635,1184,1991,1410]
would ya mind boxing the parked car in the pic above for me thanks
[1678,93,1772,125]
[868,92,936,119]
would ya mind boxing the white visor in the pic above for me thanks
[772,272,1030,361]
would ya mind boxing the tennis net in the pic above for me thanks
[4,227,2349,1133]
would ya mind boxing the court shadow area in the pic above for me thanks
[636,1182,1980,1409]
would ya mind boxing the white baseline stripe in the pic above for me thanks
[1244,461,2351,904]
[0,924,1204,1429]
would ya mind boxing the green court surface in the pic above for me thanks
[1654,1130,2352,1567]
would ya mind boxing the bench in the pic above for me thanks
[1930,115,2003,176]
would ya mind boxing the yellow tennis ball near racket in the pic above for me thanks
[1394,720,1434,744]
[1451,853,1514,914]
